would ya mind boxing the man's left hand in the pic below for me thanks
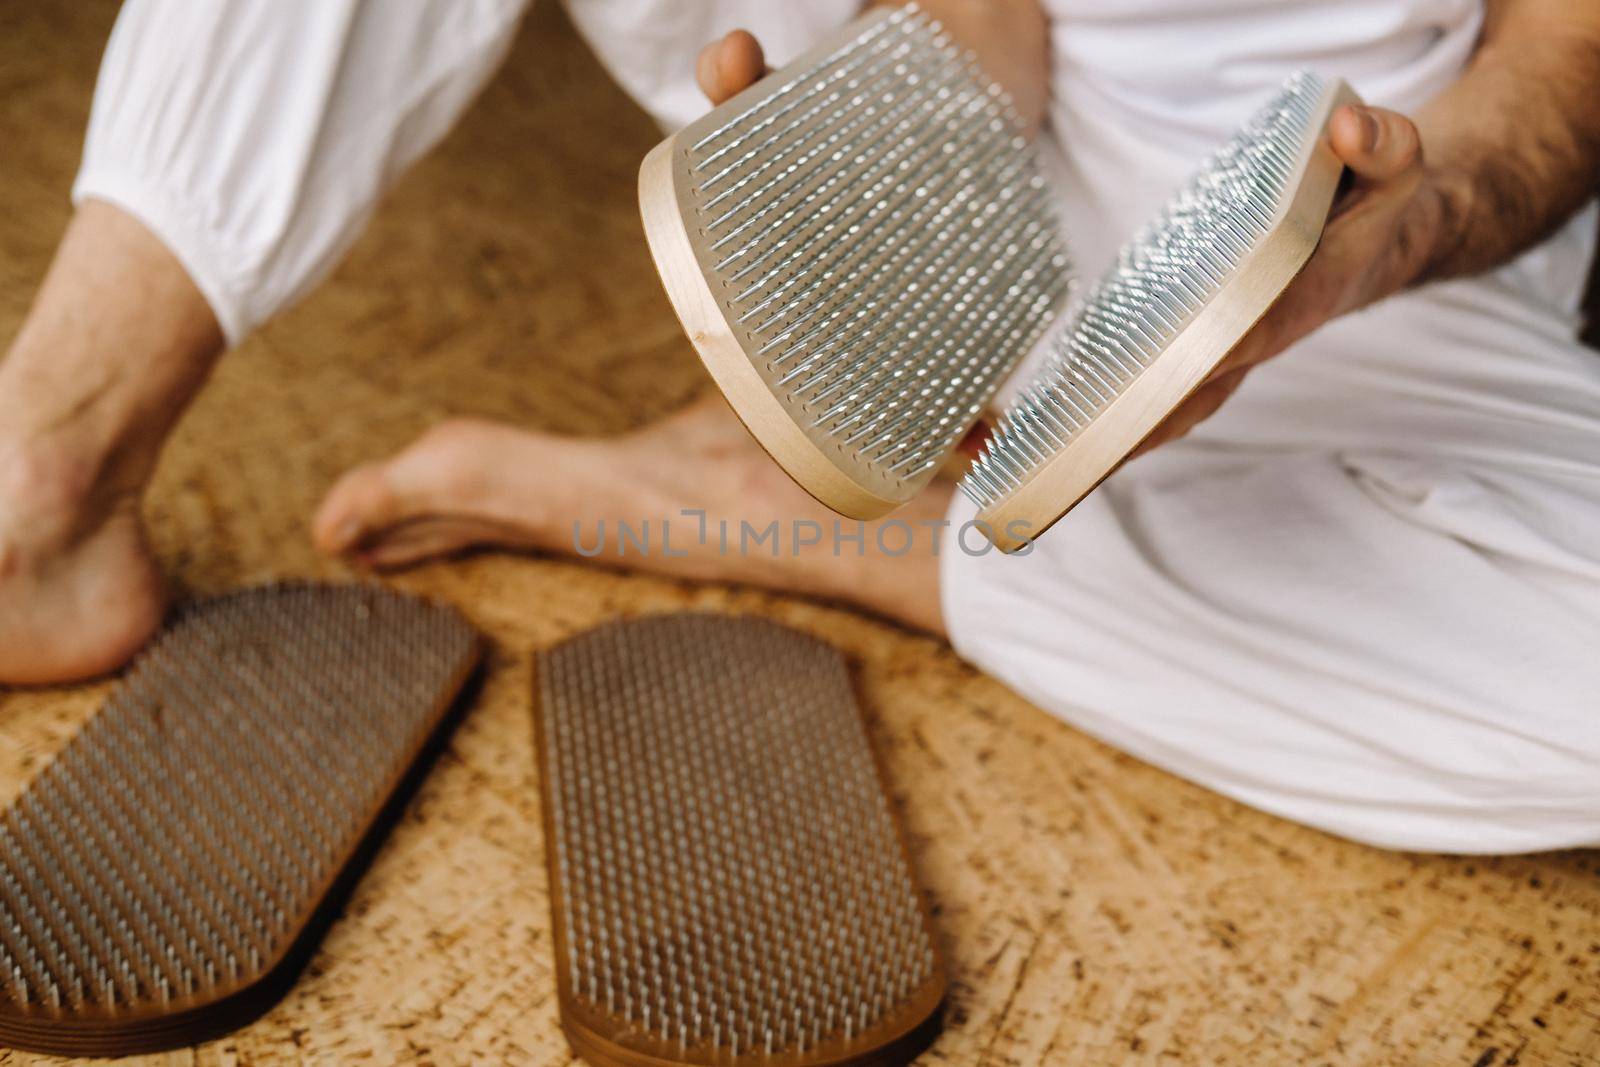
[1135,103,1438,453]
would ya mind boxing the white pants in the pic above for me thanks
[76,0,1600,853]
[74,0,854,343]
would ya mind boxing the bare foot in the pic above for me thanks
[0,201,222,685]
[313,397,950,634]
[0,443,165,685]
[316,14,1037,634]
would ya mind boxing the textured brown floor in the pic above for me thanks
[2,3,1599,1065]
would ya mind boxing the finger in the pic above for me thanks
[695,42,720,102]
[1328,104,1422,183]
[696,30,766,105]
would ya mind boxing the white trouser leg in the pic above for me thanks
[73,0,531,344]
[941,441,1600,854]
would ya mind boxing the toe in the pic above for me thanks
[315,418,551,559]
[355,516,524,570]
[312,462,403,556]
[313,419,497,555]
[357,527,453,570]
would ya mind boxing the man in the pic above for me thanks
[2,1,1598,851]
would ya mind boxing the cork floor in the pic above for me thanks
[2,3,1598,1065]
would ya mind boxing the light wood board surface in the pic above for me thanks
[0,3,1597,1064]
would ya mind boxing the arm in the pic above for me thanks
[1419,0,1600,281]
[1142,0,1600,450]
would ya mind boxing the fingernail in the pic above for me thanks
[1356,106,1380,153]
[334,519,360,551]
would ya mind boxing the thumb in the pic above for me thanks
[695,30,767,105]
[1328,103,1422,183]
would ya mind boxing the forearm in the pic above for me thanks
[1411,0,1600,284]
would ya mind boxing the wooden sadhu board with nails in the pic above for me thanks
[0,584,482,1057]
[534,614,945,1066]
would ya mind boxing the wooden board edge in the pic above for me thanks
[976,78,1358,553]
[638,131,904,522]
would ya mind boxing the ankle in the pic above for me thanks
[0,429,137,550]
[0,199,223,532]
[0,330,179,508]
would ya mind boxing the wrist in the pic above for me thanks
[1407,163,1476,288]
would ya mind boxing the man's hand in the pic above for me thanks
[690,33,1433,460]
[1141,0,1600,453]
[1136,103,1432,453]
[694,1,1600,459]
